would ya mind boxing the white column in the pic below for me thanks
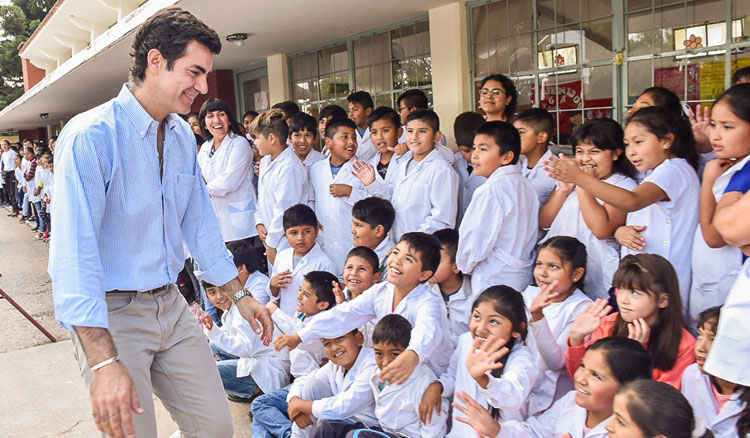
[429,2,472,148]
[267,53,290,104]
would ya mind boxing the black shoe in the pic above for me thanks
[226,393,253,404]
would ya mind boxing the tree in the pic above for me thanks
[0,0,55,110]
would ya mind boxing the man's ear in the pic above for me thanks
[146,48,165,76]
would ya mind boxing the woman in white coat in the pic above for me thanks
[197,98,258,243]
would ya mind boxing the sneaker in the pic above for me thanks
[34,232,44,240]
[9,211,19,217]
[42,231,49,239]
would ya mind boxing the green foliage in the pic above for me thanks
[0,0,55,110]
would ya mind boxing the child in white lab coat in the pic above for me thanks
[513,108,557,205]
[309,117,367,272]
[227,239,270,305]
[351,197,396,275]
[251,271,339,438]
[268,204,337,315]
[456,121,539,293]
[286,329,378,438]
[522,236,592,416]
[429,228,474,351]
[289,112,325,170]
[422,286,539,438]
[338,246,382,303]
[362,107,403,193]
[348,91,376,162]
[681,306,750,438]
[317,105,348,156]
[453,112,487,225]
[539,118,638,301]
[545,106,700,317]
[323,315,448,438]
[200,280,291,402]
[275,232,452,380]
[251,108,310,265]
[608,380,715,438]
[453,337,653,438]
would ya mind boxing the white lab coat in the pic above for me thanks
[705,259,750,387]
[373,235,395,274]
[443,333,539,438]
[429,276,474,351]
[298,281,451,376]
[624,158,699,314]
[457,164,539,293]
[205,304,290,394]
[245,270,271,305]
[268,243,337,316]
[197,132,258,242]
[689,155,749,327]
[681,363,747,438]
[272,310,326,378]
[288,347,378,427]
[356,127,377,163]
[365,151,408,200]
[309,158,367,273]
[389,148,458,241]
[255,147,310,250]
[300,149,325,170]
[522,286,592,416]
[520,149,557,205]
[546,173,638,300]
[497,391,610,438]
[453,152,486,226]
[370,362,448,438]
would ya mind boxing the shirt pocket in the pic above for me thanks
[172,173,197,219]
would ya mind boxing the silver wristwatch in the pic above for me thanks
[232,287,253,304]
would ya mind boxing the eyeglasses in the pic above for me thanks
[480,88,506,97]
[398,106,413,112]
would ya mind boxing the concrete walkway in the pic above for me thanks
[0,209,253,437]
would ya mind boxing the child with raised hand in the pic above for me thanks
[268,204,337,315]
[453,111,487,224]
[690,84,750,327]
[421,286,539,437]
[351,107,403,196]
[522,236,593,416]
[325,315,447,438]
[608,380,716,438]
[275,232,452,382]
[429,228,474,351]
[453,337,653,438]
[457,121,539,293]
[539,118,638,301]
[545,107,700,314]
[309,117,367,272]
[351,197,396,274]
[566,253,695,388]
[289,112,325,169]
[681,306,750,438]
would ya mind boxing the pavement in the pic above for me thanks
[0,207,253,437]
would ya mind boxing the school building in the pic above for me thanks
[0,0,748,145]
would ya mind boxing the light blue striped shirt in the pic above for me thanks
[49,84,237,330]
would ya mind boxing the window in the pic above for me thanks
[289,20,432,116]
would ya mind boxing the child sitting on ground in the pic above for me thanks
[313,315,448,438]
[227,239,270,304]
[200,281,290,403]
[268,204,337,315]
[351,197,396,275]
[513,108,557,204]
[289,112,325,170]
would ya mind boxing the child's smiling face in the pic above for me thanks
[322,331,363,370]
[343,256,379,297]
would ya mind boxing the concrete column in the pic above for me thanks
[429,2,472,148]
[267,53,290,105]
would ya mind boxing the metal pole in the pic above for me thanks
[0,287,56,342]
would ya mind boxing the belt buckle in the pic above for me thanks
[148,284,170,294]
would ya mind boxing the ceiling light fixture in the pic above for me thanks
[226,33,248,47]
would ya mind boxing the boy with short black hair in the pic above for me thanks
[317,105,348,155]
[351,196,396,273]
[226,239,270,304]
[289,112,324,169]
[252,109,310,265]
[340,247,382,302]
[365,107,403,186]
[251,270,339,438]
[268,204,337,316]
[347,91,376,162]
[429,228,473,350]
[275,231,453,381]
[287,329,377,438]
[309,117,367,272]
[200,280,291,403]
[456,121,539,293]
[453,111,488,224]
[315,314,448,438]
[272,100,301,122]
[513,107,557,204]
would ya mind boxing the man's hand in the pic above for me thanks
[329,184,352,198]
[216,277,274,345]
[275,334,302,352]
[380,349,419,384]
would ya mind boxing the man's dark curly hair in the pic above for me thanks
[129,7,221,83]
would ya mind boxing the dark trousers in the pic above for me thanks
[3,171,18,211]
[311,420,401,438]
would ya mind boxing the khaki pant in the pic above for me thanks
[71,285,233,437]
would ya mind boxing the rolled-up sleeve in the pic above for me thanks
[48,132,108,330]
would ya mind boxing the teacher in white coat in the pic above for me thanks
[197,98,258,243]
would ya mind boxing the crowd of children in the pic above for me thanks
[1,137,55,242]
[178,70,750,438]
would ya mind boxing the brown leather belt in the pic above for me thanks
[107,284,172,294]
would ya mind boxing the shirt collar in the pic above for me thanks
[488,162,521,179]
[116,83,180,139]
